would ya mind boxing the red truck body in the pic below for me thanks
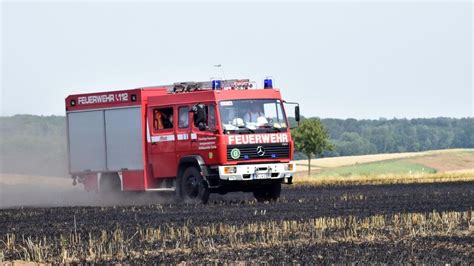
[65,79,298,202]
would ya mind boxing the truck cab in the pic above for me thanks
[65,79,299,203]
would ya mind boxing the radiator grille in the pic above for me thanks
[227,143,290,160]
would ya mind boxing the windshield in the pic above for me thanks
[219,99,288,133]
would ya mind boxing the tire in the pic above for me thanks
[180,167,210,204]
[253,181,281,202]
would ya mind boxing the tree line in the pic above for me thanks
[320,117,473,157]
[0,115,472,176]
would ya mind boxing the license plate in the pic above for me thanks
[256,173,270,179]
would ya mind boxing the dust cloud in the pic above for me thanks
[0,174,175,208]
[0,133,174,208]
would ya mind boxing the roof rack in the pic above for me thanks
[140,79,253,93]
[172,79,253,93]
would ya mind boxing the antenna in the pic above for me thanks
[214,64,227,81]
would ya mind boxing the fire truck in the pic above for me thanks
[65,79,300,203]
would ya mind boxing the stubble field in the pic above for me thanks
[1,149,473,264]
[1,181,473,264]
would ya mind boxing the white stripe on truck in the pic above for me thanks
[150,134,175,142]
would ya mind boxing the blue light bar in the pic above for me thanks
[264,78,273,89]
[212,80,221,90]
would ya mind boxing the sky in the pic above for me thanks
[1,1,472,119]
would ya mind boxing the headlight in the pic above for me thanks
[224,166,237,174]
[285,163,294,171]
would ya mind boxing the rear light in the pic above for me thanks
[223,166,237,174]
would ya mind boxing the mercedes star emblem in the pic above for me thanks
[256,146,266,157]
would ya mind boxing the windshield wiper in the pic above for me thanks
[270,126,282,132]
[237,126,255,134]
[260,124,282,132]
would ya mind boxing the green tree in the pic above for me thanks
[336,132,376,156]
[292,119,334,174]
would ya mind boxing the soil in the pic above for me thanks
[1,181,473,263]
[409,152,474,172]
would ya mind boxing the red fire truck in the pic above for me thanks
[65,79,300,203]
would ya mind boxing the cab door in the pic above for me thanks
[190,103,219,164]
[147,106,177,178]
[175,105,192,156]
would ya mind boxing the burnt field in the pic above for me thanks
[1,181,473,264]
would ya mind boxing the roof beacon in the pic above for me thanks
[212,79,222,90]
[264,77,273,89]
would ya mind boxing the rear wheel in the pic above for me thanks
[100,173,121,193]
[253,181,281,202]
[98,173,122,203]
[180,167,210,204]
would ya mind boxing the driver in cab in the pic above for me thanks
[244,104,268,127]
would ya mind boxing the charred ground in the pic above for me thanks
[1,181,473,263]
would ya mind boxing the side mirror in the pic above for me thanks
[192,104,207,131]
[295,106,300,122]
[283,101,300,128]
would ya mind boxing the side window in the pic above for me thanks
[192,103,216,131]
[178,106,189,128]
[153,107,174,131]
[207,105,216,130]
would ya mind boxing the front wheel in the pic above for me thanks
[180,167,210,204]
[253,181,281,202]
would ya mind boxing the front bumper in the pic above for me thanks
[218,162,295,181]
